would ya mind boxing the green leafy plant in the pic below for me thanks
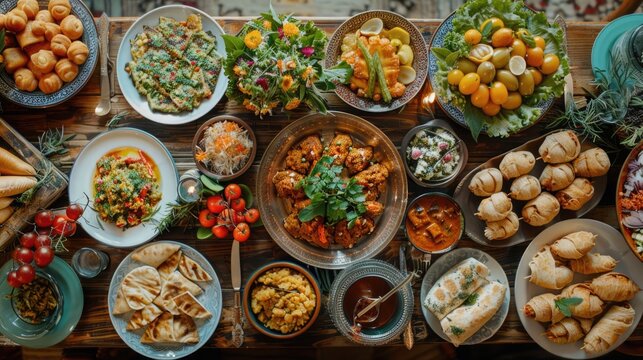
[554,296,583,317]
[38,127,76,157]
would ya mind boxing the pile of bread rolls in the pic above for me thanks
[469,130,611,241]
[0,0,89,94]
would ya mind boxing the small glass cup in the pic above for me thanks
[72,247,109,278]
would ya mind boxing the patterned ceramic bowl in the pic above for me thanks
[0,0,99,108]
[325,10,428,112]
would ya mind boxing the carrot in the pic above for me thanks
[0,207,13,224]
[0,197,13,210]
[0,176,37,197]
[0,147,36,176]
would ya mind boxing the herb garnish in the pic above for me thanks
[463,292,479,306]
[451,326,465,336]
[297,155,366,228]
[554,297,583,317]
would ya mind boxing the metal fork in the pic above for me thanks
[410,246,432,275]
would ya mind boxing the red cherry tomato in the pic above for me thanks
[37,228,51,236]
[34,210,55,228]
[230,198,246,212]
[244,209,260,224]
[16,264,35,284]
[53,216,76,237]
[233,222,251,242]
[224,184,242,201]
[34,246,55,268]
[35,235,52,248]
[66,203,84,221]
[211,225,229,239]
[14,248,34,264]
[206,195,226,214]
[7,271,21,288]
[198,209,217,228]
[20,232,38,249]
[235,212,246,224]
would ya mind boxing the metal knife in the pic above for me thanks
[554,15,575,113]
[95,13,111,116]
[231,240,244,348]
[399,243,414,350]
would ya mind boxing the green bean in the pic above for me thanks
[356,39,376,98]
[373,52,392,103]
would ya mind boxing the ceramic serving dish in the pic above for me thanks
[615,139,643,262]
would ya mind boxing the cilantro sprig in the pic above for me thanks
[297,156,366,228]
[554,297,583,317]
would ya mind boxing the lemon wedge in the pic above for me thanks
[398,66,417,85]
[360,18,384,36]
[508,55,526,76]
[468,44,493,64]
[388,27,410,45]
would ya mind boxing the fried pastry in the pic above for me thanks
[528,245,573,290]
[5,9,28,33]
[556,178,594,211]
[570,253,617,274]
[468,168,503,197]
[44,22,61,41]
[50,34,71,57]
[475,192,512,222]
[30,49,56,73]
[509,174,541,200]
[573,147,610,177]
[60,14,83,40]
[590,272,640,302]
[583,304,635,354]
[522,192,560,226]
[551,231,596,260]
[48,0,71,22]
[67,40,88,65]
[540,163,575,191]
[524,293,564,323]
[55,58,78,82]
[561,283,605,319]
[546,318,587,344]
[14,68,38,91]
[499,151,535,179]
[35,9,55,23]
[539,130,581,164]
[484,211,519,240]
[2,48,29,74]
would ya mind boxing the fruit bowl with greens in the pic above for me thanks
[428,0,570,140]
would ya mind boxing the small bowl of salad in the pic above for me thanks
[400,119,468,188]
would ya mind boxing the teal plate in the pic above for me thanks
[591,14,643,78]
[0,258,83,348]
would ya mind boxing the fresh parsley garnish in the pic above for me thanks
[463,292,479,306]
[297,155,366,227]
[554,297,583,317]
[450,326,465,336]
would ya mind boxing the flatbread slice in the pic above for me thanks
[113,286,132,315]
[127,303,163,331]
[132,243,181,268]
[173,314,199,344]
[158,250,182,280]
[172,291,212,319]
[141,312,175,344]
[178,255,212,282]
[154,272,202,314]
[121,266,162,310]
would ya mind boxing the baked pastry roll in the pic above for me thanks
[38,72,63,94]
[50,34,71,57]
[573,147,610,177]
[475,192,512,222]
[561,283,605,319]
[60,14,83,40]
[570,253,617,274]
[14,68,38,91]
[55,58,78,82]
[23,41,51,57]
[499,151,535,180]
[44,22,61,41]
[17,20,47,48]
[551,231,596,260]
[556,177,594,211]
[524,292,564,323]
[48,0,71,22]
[540,163,575,191]
[17,0,39,19]
[28,59,46,79]
[539,130,581,164]
[590,272,640,302]
[528,245,573,290]
[522,192,560,226]
[545,317,587,344]
[67,40,88,65]
[36,10,55,23]
[468,168,503,197]
[30,49,57,73]
[583,304,635,354]
[31,20,47,36]
[509,174,541,201]
[484,211,519,240]
[2,48,29,74]
[0,14,6,29]
[5,9,28,33]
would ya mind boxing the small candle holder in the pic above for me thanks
[178,169,203,203]
[72,247,110,278]
[421,91,436,119]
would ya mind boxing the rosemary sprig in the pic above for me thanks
[38,127,76,157]
[154,200,200,234]
[106,111,129,129]
[17,162,54,204]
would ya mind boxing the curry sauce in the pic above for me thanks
[405,195,462,252]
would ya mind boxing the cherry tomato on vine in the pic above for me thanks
[244,209,260,224]
[198,209,217,228]
[233,223,251,242]
[34,246,54,267]
[7,271,21,288]
[211,225,229,239]
[230,198,246,212]
[34,210,55,228]
[53,216,76,237]
[20,232,37,249]
[224,184,242,201]
[206,195,226,214]
[14,248,34,264]
[35,235,51,248]
[16,264,35,284]
[66,203,84,221]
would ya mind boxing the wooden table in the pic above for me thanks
[0,17,640,351]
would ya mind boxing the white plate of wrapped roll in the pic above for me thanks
[420,248,510,346]
[454,130,609,248]
[515,219,642,359]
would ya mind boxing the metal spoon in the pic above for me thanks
[95,14,111,116]
[353,271,418,323]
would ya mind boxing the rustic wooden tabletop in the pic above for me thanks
[0,17,640,350]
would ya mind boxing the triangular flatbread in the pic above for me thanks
[178,254,212,282]
[154,272,202,314]
[113,286,132,315]
[127,303,163,331]
[121,266,162,310]
[173,313,199,344]
[141,311,175,343]
[172,291,212,319]
[132,243,181,268]
[158,250,182,280]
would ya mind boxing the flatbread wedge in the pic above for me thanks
[121,266,162,310]
[173,313,199,344]
[127,303,163,331]
[173,291,212,319]
[154,272,202,314]
[178,254,212,282]
[158,250,182,280]
[141,312,175,344]
[112,286,132,315]
[132,243,181,268]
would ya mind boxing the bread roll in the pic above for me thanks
[540,163,575,191]
[522,192,560,226]
[31,20,47,36]
[67,40,88,65]
[475,192,512,222]
[48,0,71,22]
[50,34,71,57]
[539,130,581,164]
[509,174,541,201]
[44,22,61,41]
[499,151,536,180]
[60,14,83,40]
[468,168,503,197]
[484,212,519,240]
[5,9,28,33]
[573,148,610,177]
[16,21,46,48]
[36,10,55,23]
[17,0,39,20]
[38,72,63,94]
[55,58,78,82]
[14,68,38,91]
[2,48,29,74]
[27,59,46,79]
[23,41,51,57]
[0,14,6,29]
[30,49,57,73]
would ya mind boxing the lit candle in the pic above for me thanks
[178,177,202,203]
[421,91,436,119]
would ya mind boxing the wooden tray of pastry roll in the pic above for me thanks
[454,130,608,248]
[0,117,68,250]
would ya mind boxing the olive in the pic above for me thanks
[495,70,519,91]
[491,47,511,69]
[502,92,522,110]
[456,58,478,74]
[518,71,535,96]
[477,61,496,84]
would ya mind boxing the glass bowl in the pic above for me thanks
[327,259,413,346]
[400,119,468,188]
[10,271,64,338]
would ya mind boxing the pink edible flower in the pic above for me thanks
[300,47,314,58]
[256,77,269,91]
[278,27,284,39]
[246,59,255,66]
[438,142,448,150]
[444,153,453,162]
[411,148,423,160]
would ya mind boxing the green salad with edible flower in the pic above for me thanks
[222,5,352,117]
[431,0,570,139]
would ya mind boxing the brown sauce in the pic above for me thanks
[342,276,398,329]
[405,195,462,252]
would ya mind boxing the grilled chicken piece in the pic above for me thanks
[325,133,353,166]
[364,201,384,217]
[272,170,305,200]
[285,135,323,175]
[334,217,375,249]
[345,146,373,175]
[354,163,389,200]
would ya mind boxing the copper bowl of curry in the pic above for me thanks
[404,193,464,253]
